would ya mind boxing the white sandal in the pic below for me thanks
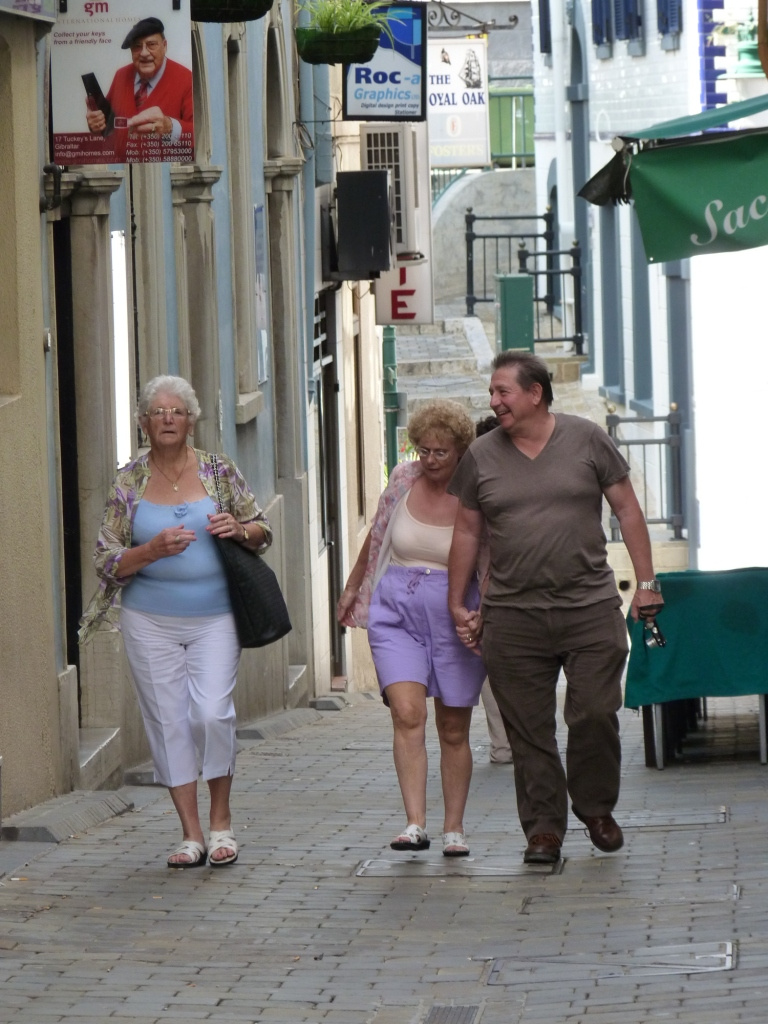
[390,824,431,851]
[442,831,470,857]
[208,828,238,866]
[167,839,207,869]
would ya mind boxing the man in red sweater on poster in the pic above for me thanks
[86,17,194,163]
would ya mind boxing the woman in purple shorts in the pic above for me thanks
[337,401,487,857]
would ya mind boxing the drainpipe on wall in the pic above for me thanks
[551,0,574,248]
[382,325,398,474]
[299,55,318,407]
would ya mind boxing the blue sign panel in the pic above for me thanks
[342,2,427,122]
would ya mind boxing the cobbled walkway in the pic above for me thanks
[1,689,768,1023]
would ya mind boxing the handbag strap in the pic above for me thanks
[210,454,227,514]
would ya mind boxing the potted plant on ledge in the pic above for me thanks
[295,0,392,65]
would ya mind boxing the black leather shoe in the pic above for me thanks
[572,810,624,852]
[523,833,562,864]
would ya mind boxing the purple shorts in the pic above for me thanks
[367,565,487,707]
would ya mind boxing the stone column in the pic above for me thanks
[265,158,313,694]
[170,164,223,454]
[68,169,124,606]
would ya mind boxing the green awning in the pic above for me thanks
[630,92,768,140]
[630,131,768,262]
[578,94,768,261]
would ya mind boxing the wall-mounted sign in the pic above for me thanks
[427,36,490,167]
[342,1,426,122]
[51,0,193,165]
[374,121,434,324]
[375,261,434,324]
[0,0,56,22]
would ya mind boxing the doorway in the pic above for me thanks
[312,291,345,680]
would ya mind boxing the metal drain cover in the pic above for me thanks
[578,807,728,830]
[356,856,563,877]
[424,1007,480,1024]
[522,883,740,910]
[487,941,735,984]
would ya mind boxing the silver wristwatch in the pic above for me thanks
[637,580,662,592]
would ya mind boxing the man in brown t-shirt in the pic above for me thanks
[448,352,663,864]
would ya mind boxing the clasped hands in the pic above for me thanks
[452,606,484,656]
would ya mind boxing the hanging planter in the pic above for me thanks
[295,24,382,64]
[295,0,391,65]
[190,0,274,22]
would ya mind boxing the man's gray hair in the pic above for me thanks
[492,351,554,407]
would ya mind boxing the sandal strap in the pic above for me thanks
[442,831,469,851]
[395,824,428,844]
[208,829,237,853]
[167,839,206,865]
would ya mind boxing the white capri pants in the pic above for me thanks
[121,608,241,788]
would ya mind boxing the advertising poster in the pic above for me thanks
[427,36,490,167]
[51,0,193,166]
[342,2,426,122]
[0,0,57,21]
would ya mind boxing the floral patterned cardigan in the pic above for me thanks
[78,447,272,644]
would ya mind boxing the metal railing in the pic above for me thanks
[517,242,583,355]
[465,208,554,316]
[431,167,470,206]
[606,408,684,540]
[464,208,585,354]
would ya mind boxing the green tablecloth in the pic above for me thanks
[624,568,768,708]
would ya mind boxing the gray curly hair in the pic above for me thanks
[135,375,201,425]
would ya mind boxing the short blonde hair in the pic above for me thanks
[407,400,475,456]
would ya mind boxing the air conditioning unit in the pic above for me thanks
[360,124,421,258]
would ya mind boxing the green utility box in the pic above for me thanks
[495,273,535,352]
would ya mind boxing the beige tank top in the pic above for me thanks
[389,494,453,569]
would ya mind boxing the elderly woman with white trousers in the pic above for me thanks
[80,375,271,869]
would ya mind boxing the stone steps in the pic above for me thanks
[395,318,493,420]
[395,315,590,421]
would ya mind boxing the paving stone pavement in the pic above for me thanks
[2,687,768,1024]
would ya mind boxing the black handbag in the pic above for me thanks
[210,455,292,648]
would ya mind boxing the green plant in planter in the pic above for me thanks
[301,0,392,33]
[296,0,394,64]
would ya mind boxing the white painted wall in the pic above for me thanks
[690,247,768,569]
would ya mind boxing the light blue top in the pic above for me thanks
[121,497,231,616]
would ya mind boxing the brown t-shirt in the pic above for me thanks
[448,414,630,610]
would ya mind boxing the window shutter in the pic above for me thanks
[626,0,641,38]
[667,0,681,33]
[613,0,627,40]
[539,0,552,53]
[657,0,670,33]
[593,0,612,45]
